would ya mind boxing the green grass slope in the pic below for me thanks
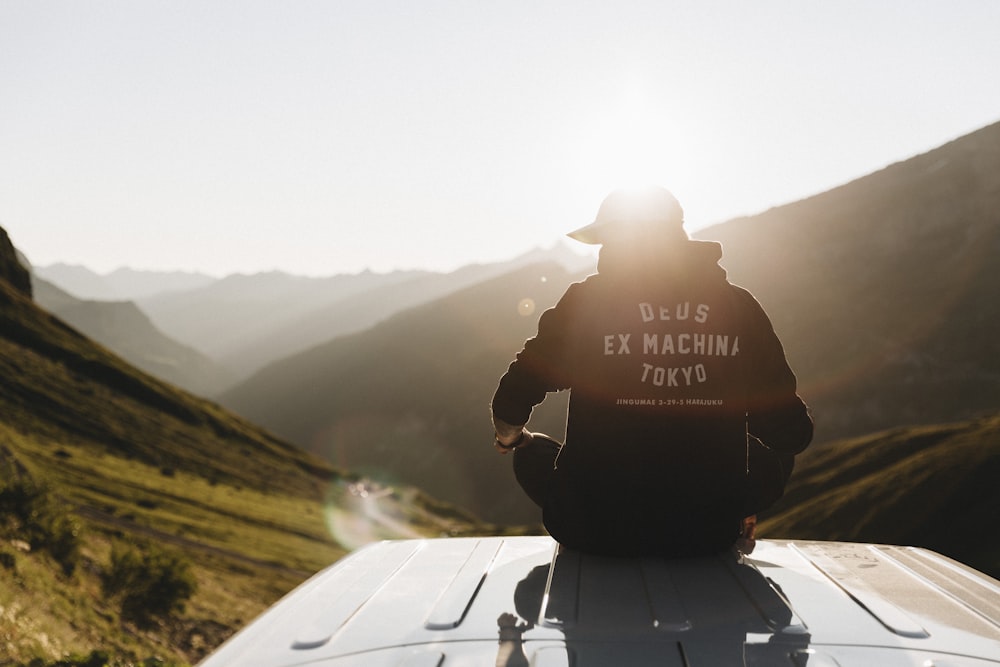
[761,412,1000,579]
[1,278,330,496]
[0,230,492,665]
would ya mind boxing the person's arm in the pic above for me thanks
[739,290,813,455]
[491,285,579,435]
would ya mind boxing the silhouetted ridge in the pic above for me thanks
[700,119,1000,443]
[0,227,32,297]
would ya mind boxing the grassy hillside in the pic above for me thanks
[1,277,329,496]
[1,430,338,665]
[0,422,491,665]
[0,231,494,665]
[762,412,1000,579]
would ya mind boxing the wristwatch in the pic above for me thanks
[495,429,527,451]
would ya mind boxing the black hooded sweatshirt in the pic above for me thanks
[491,239,813,556]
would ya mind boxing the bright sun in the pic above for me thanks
[566,77,711,219]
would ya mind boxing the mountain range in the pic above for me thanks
[33,243,595,392]
[215,121,1000,524]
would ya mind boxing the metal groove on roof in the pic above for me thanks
[423,538,503,630]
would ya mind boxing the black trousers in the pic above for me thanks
[512,434,793,517]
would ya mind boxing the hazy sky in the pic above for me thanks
[3,1,999,277]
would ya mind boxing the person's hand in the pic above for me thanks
[497,612,519,628]
[735,514,757,555]
[497,612,534,636]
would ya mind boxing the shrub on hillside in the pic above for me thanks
[0,447,81,575]
[24,650,188,666]
[0,548,17,571]
[103,541,198,624]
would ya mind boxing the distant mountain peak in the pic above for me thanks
[509,240,596,274]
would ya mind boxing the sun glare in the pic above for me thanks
[325,478,425,550]
[573,80,697,192]
[559,76,721,231]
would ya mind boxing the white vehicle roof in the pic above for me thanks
[199,536,1000,666]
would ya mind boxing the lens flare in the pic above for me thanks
[324,477,425,551]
